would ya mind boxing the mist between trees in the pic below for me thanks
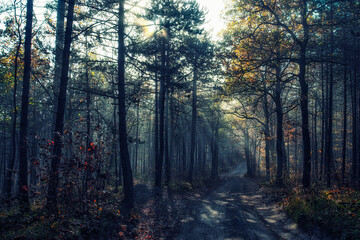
[0,0,359,220]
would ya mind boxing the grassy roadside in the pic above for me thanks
[261,182,360,239]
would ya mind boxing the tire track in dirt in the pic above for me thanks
[174,163,310,240]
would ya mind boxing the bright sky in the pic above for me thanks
[0,0,227,40]
[196,0,226,39]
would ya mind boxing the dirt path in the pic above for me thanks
[173,163,311,240]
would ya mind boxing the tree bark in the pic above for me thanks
[113,102,119,192]
[320,60,325,181]
[135,101,140,176]
[275,66,284,186]
[300,43,311,188]
[4,25,21,200]
[188,57,197,184]
[154,69,159,180]
[325,6,334,187]
[52,0,65,123]
[211,126,219,180]
[117,0,134,208]
[182,136,187,174]
[342,57,347,184]
[244,129,252,177]
[46,0,75,213]
[351,45,357,185]
[165,91,171,185]
[155,36,166,188]
[357,41,360,185]
[18,0,34,210]
[262,93,271,181]
[314,99,319,180]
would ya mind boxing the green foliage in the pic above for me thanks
[286,194,314,228]
[284,187,360,239]
[169,180,193,192]
[0,201,130,239]
[0,208,57,240]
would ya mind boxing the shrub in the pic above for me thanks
[283,187,360,239]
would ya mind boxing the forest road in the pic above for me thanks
[174,162,311,240]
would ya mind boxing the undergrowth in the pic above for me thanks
[0,178,217,239]
[0,194,138,240]
[280,185,360,239]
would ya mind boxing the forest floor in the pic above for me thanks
[1,164,339,239]
[134,163,325,240]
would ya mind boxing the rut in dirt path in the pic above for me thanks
[174,163,310,240]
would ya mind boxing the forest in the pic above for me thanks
[0,0,360,239]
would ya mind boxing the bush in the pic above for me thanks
[283,187,360,239]
[0,209,58,240]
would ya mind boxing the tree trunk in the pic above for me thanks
[30,105,38,194]
[52,0,65,125]
[1,115,6,194]
[275,67,284,186]
[1,114,7,194]
[117,0,134,208]
[165,91,172,185]
[202,134,207,175]
[299,44,311,188]
[211,126,219,180]
[357,40,360,185]
[135,101,140,176]
[342,63,347,184]
[351,47,357,185]
[18,0,34,210]
[294,126,298,175]
[244,129,252,177]
[182,136,187,174]
[148,112,152,177]
[46,0,75,213]
[325,6,334,187]
[263,93,271,181]
[320,60,325,181]
[314,99,319,180]
[19,0,33,211]
[355,37,360,185]
[164,92,170,185]
[86,45,91,154]
[4,30,21,200]
[188,58,197,184]
[154,70,159,180]
[113,95,119,191]
[155,37,166,188]
[84,42,91,194]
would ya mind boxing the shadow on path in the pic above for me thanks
[174,163,310,240]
